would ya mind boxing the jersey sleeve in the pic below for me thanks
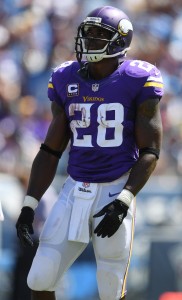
[47,61,75,106]
[47,71,61,103]
[125,60,164,106]
[136,67,164,105]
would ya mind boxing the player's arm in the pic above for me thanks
[26,101,70,200]
[123,96,162,195]
[94,97,163,238]
[16,101,70,246]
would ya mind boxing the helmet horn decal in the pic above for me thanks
[118,19,133,36]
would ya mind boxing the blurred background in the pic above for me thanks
[0,0,182,299]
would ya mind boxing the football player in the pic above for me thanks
[16,6,164,300]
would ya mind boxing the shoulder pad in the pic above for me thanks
[124,60,161,79]
[50,60,80,85]
[53,60,78,74]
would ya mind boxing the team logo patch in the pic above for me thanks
[67,83,79,97]
[92,83,99,92]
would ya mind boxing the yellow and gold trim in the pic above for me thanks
[48,82,53,89]
[144,82,164,88]
[121,197,136,298]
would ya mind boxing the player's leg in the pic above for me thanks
[93,212,135,300]
[92,175,136,300]
[31,291,55,300]
[28,235,87,292]
[27,177,88,296]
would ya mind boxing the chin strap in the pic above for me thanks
[76,52,85,78]
[77,53,90,79]
[76,52,82,65]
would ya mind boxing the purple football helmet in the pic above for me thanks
[75,6,133,63]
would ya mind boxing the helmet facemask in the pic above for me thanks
[75,19,132,63]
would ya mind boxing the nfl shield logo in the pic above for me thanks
[92,83,99,92]
[82,182,90,188]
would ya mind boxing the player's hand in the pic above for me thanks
[93,199,129,238]
[16,207,34,247]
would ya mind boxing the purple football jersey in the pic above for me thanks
[48,60,164,182]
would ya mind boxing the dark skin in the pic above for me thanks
[29,68,162,300]
[25,27,162,300]
[28,71,162,202]
[27,102,70,200]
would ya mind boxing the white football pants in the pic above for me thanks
[27,174,136,300]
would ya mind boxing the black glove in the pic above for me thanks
[93,199,129,238]
[16,206,34,247]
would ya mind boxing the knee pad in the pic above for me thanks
[97,265,125,300]
[27,248,61,291]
